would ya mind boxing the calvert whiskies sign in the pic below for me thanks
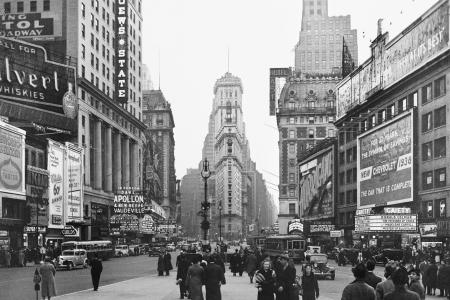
[114,0,128,104]
[0,37,77,117]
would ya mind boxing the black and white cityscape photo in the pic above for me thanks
[0,0,449,299]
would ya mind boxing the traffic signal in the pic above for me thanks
[201,202,210,211]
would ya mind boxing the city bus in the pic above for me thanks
[61,241,114,261]
[263,235,306,263]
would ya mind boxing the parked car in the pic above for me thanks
[148,247,162,257]
[308,253,335,280]
[374,248,404,265]
[128,245,141,256]
[115,245,130,257]
[166,243,176,252]
[56,249,88,270]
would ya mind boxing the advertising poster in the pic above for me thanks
[65,143,83,223]
[357,113,413,208]
[47,140,65,228]
[299,148,334,220]
[0,122,25,195]
[26,166,49,226]
[336,78,352,119]
[0,13,54,39]
[419,223,437,237]
[110,189,145,233]
[140,215,155,234]
[309,224,335,233]
[383,2,449,88]
[359,63,372,104]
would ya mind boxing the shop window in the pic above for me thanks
[434,137,446,158]
[422,171,433,190]
[288,203,296,215]
[434,106,446,128]
[422,112,433,132]
[435,168,446,188]
[434,76,446,98]
[422,142,433,161]
[422,83,432,104]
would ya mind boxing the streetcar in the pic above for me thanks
[61,240,114,261]
[263,235,306,263]
[247,235,266,251]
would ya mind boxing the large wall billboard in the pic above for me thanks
[269,68,291,115]
[299,147,334,220]
[0,121,25,195]
[357,113,413,208]
[0,13,58,40]
[65,143,83,223]
[26,166,49,226]
[47,140,65,228]
[114,0,128,103]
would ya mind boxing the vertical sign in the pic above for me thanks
[115,0,128,103]
[65,143,83,223]
[26,166,49,226]
[48,140,65,228]
[0,121,26,195]
[269,68,291,116]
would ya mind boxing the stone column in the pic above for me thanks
[113,131,122,191]
[122,135,130,187]
[104,125,112,192]
[83,114,90,186]
[94,119,102,190]
[129,141,136,187]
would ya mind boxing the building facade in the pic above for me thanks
[179,168,203,238]
[142,90,176,219]
[335,0,450,248]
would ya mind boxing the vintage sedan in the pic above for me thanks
[308,254,335,280]
[56,249,88,270]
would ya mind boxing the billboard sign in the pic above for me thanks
[114,0,128,103]
[0,121,25,195]
[419,223,437,237]
[355,214,417,232]
[287,219,303,234]
[357,112,413,208]
[111,188,145,233]
[269,68,290,115]
[47,140,65,228]
[26,166,49,226]
[0,37,77,116]
[310,224,335,233]
[0,13,54,39]
[299,147,334,220]
[65,143,83,223]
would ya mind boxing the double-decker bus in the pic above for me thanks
[61,241,114,261]
[263,235,306,263]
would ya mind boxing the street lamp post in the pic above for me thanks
[218,201,222,243]
[200,158,211,243]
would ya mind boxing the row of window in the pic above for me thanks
[422,106,446,132]
[422,167,446,190]
[3,0,49,13]
[338,168,357,186]
[422,76,446,104]
[422,137,446,161]
[287,128,334,139]
[339,147,357,165]
[338,190,357,206]
[422,199,447,219]
[286,116,336,124]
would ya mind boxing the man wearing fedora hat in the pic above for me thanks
[341,263,376,300]
[275,253,297,300]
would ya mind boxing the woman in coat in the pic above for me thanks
[40,257,56,299]
[185,257,204,300]
[255,260,276,300]
[301,264,319,300]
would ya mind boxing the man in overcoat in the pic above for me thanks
[204,254,226,300]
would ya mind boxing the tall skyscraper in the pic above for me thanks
[272,0,357,234]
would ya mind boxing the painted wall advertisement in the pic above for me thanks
[26,165,49,226]
[114,0,128,103]
[48,140,64,228]
[299,147,334,220]
[0,13,55,39]
[0,121,25,195]
[65,143,83,223]
[357,113,413,208]
[0,37,77,116]
[269,68,291,116]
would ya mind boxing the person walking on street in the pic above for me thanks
[365,260,382,290]
[176,251,189,299]
[204,254,226,300]
[376,262,396,300]
[246,250,258,284]
[164,249,173,276]
[425,260,438,296]
[275,253,297,300]
[157,252,165,276]
[255,260,276,300]
[419,260,429,296]
[341,263,375,300]
[4,250,11,268]
[230,249,241,276]
[384,267,420,300]
[408,268,425,300]
[90,253,103,291]
[40,257,57,300]
[186,256,204,300]
[302,264,319,300]
[239,251,246,276]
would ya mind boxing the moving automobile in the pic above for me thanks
[308,253,335,280]
[374,248,404,265]
[56,249,88,270]
[61,240,114,260]
[115,245,130,257]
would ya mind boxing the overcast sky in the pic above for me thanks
[142,0,438,207]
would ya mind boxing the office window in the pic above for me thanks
[435,76,446,98]
[289,189,295,197]
[408,91,418,107]
[81,3,85,17]
[398,98,407,113]
[17,1,24,12]
[91,13,94,27]
[81,24,85,38]
[81,45,85,59]
[422,83,432,104]
[339,172,345,186]
[422,112,433,132]
[434,106,446,128]
[43,0,50,11]
[339,151,345,165]
[346,148,353,163]
[426,201,434,218]
[288,203,296,215]
[353,168,357,183]
[81,65,85,78]
[423,171,433,190]
[434,137,446,158]
[95,57,99,70]
[386,104,395,119]
[308,101,315,108]
[422,142,433,161]
[289,159,296,168]
[308,129,314,138]
[289,143,295,154]
[289,130,295,139]
[435,168,446,188]
[438,199,447,217]
[90,53,94,66]
[4,2,11,13]
[289,173,295,183]
[346,169,353,184]
[91,33,94,46]
[346,190,353,204]
[289,117,295,124]
[339,192,345,205]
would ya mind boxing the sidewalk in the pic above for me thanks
[54,271,335,300]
